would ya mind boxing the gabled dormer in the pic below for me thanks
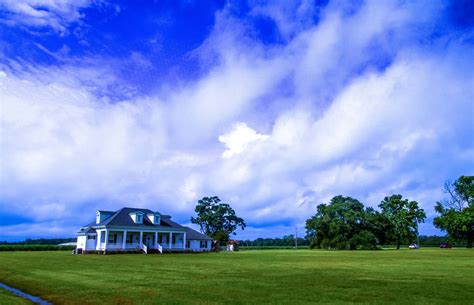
[96,210,114,224]
[129,211,145,224]
[147,212,161,225]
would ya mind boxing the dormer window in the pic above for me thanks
[96,210,114,224]
[129,211,145,224]
[147,212,161,225]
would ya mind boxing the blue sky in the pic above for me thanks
[0,0,473,241]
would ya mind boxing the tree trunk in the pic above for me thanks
[396,238,400,250]
[467,230,473,248]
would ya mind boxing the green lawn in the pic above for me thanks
[0,286,32,305]
[0,249,472,305]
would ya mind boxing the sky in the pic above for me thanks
[0,0,473,242]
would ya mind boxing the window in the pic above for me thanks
[129,212,145,224]
[186,240,190,248]
[172,235,176,244]
[87,235,96,240]
[108,233,117,243]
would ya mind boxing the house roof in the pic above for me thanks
[78,207,211,240]
[83,207,172,229]
[97,210,114,215]
[77,227,97,235]
[184,227,212,240]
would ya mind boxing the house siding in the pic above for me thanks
[76,236,86,250]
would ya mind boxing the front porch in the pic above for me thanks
[95,229,186,253]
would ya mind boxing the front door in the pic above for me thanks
[146,235,153,247]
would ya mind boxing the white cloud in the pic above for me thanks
[219,122,269,158]
[0,0,97,34]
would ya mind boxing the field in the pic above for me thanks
[0,249,473,305]
[0,287,32,305]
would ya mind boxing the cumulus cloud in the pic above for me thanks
[0,0,473,240]
[219,123,269,158]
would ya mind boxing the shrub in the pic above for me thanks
[0,245,75,251]
[239,246,309,251]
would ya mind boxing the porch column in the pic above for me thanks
[139,231,143,245]
[122,230,127,249]
[169,232,172,249]
[155,232,158,247]
[104,229,109,250]
[183,232,186,249]
[96,229,101,250]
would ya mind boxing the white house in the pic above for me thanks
[76,207,212,254]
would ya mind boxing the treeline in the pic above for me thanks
[0,238,75,245]
[305,175,473,250]
[239,235,310,247]
[237,235,449,248]
[418,235,449,246]
[0,244,76,251]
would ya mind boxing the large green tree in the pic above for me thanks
[379,194,426,249]
[191,196,246,244]
[434,176,474,248]
[305,196,377,250]
[365,208,393,246]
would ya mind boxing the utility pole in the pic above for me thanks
[295,227,298,250]
[416,217,420,248]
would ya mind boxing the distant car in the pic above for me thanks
[409,244,419,249]
[440,243,451,248]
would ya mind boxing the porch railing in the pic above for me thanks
[161,243,186,249]
[140,243,147,254]
[99,242,184,252]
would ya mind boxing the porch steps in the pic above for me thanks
[140,243,148,254]
[139,243,164,254]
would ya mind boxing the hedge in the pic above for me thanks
[0,245,76,251]
[239,246,310,251]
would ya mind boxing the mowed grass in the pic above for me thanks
[0,249,472,305]
[0,287,33,305]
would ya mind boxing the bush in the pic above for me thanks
[0,245,75,251]
[239,246,309,251]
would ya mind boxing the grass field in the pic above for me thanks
[0,249,472,305]
[0,287,32,305]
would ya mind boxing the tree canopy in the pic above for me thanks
[191,196,246,244]
[434,176,474,248]
[305,194,428,250]
[379,194,426,249]
[305,196,378,250]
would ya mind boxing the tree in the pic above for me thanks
[365,208,393,246]
[379,195,426,250]
[305,196,377,250]
[191,196,246,244]
[434,176,474,248]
